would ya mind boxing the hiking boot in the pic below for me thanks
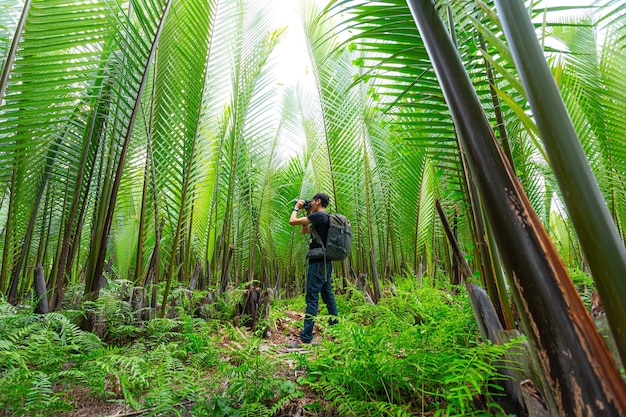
[286,340,302,348]
[285,339,310,349]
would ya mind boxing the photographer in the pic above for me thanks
[288,192,338,345]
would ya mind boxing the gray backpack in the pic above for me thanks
[310,213,352,261]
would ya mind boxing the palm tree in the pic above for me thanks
[326,0,626,414]
[0,0,287,308]
[1,0,626,413]
[1,0,174,308]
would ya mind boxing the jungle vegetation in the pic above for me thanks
[1,0,625,415]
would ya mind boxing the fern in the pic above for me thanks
[25,372,53,409]
[302,282,511,416]
[237,402,273,417]
[2,278,515,416]
[18,371,72,417]
[144,317,181,346]
[268,391,302,415]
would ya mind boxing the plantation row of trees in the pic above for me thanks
[1,0,626,415]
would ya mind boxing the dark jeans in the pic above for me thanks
[300,261,338,343]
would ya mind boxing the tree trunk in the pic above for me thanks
[89,0,174,304]
[466,284,526,416]
[33,264,49,314]
[369,247,381,303]
[435,200,472,279]
[189,261,201,290]
[520,380,550,417]
[495,0,626,368]
[406,1,626,414]
[220,244,234,293]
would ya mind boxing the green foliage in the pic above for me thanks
[569,268,595,309]
[225,341,303,410]
[0,282,301,416]
[0,299,102,416]
[302,283,511,416]
[0,279,551,416]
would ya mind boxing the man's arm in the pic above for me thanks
[299,209,313,234]
[289,201,310,233]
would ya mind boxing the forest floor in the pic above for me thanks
[1,282,498,417]
[63,310,338,417]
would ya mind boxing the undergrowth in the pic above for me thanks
[0,277,518,416]
[297,282,512,416]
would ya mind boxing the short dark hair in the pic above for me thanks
[312,192,330,208]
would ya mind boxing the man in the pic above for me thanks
[289,192,338,345]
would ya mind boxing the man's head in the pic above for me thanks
[311,192,330,209]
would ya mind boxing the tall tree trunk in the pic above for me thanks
[451,205,461,286]
[406,1,626,415]
[2,170,17,302]
[33,264,49,314]
[435,200,472,279]
[134,160,150,285]
[369,247,381,303]
[50,83,109,310]
[478,35,514,169]
[10,135,63,295]
[220,244,234,293]
[160,123,202,317]
[495,0,626,369]
[87,0,173,301]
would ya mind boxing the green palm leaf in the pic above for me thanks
[549,17,626,237]
[0,0,174,300]
[0,0,141,295]
[143,0,217,307]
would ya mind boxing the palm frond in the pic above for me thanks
[548,17,626,238]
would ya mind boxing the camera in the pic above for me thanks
[295,199,312,210]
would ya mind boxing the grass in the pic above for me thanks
[0,276,516,416]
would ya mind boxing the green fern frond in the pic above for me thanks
[26,372,53,404]
[238,402,271,417]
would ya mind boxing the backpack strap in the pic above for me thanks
[309,212,330,247]
[309,213,330,274]
[310,226,324,247]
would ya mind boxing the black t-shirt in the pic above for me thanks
[308,211,330,262]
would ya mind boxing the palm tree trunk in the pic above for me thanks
[478,35,514,169]
[1,170,17,300]
[0,0,32,103]
[83,134,115,300]
[88,0,173,300]
[494,0,626,369]
[10,135,63,294]
[462,151,512,328]
[36,184,51,266]
[33,264,48,314]
[482,203,514,330]
[47,177,71,310]
[220,244,234,293]
[406,0,626,414]
[435,200,472,279]
[160,117,203,317]
[369,247,381,303]
[134,160,149,285]
[51,83,109,309]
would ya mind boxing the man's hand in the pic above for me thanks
[289,200,309,227]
